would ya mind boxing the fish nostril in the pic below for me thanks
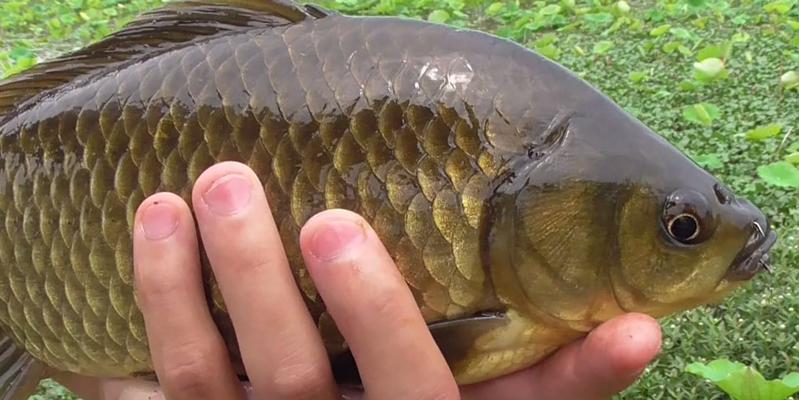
[713,183,731,204]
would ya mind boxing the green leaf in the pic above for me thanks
[682,103,720,126]
[732,31,751,43]
[663,41,683,54]
[687,359,799,399]
[671,27,696,42]
[650,23,672,36]
[679,79,699,91]
[782,71,799,90]
[629,70,647,83]
[785,152,799,164]
[593,40,614,54]
[745,123,783,140]
[694,153,723,169]
[582,12,615,27]
[788,20,799,30]
[615,0,630,13]
[694,58,725,81]
[759,162,799,188]
[486,2,504,16]
[764,0,795,14]
[427,9,450,24]
[538,4,562,16]
[534,34,558,47]
[536,44,561,60]
[697,42,733,61]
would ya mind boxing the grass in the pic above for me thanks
[2,0,798,399]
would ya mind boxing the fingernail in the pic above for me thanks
[202,174,252,216]
[141,201,179,240]
[309,219,366,261]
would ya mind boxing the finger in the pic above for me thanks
[300,209,460,400]
[191,162,338,400]
[52,373,163,400]
[133,192,244,400]
[461,313,662,400]
[53,374,259,400]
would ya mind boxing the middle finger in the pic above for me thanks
[192,162,338,400]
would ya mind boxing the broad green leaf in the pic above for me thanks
[764,0,795,14]
[759,162,799,188]
[536,44,561,60]
[615,0,630,13]
[789,20,799,30]
[427,9,450,24]
[682,103,720,126]
[650,23,672,36]
[582,12,614,27]
[792,35,799,46]
[687,359,799,400]
[785,152,799,164]
[782,71,799,89]
[745,123,782,140]
[697,42,733,61]
[593,40,614,54]
[694,58,725,81]
[694,153,723,169]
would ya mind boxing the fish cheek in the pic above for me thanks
[513,183,615,322]
[614,189,724,309]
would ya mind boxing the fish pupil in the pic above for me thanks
[670,214,699,242]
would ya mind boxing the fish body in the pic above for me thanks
[0,0,776,394]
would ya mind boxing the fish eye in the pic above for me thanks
[667,213,700,243]
[662,189,714,245]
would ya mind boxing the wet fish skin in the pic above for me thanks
[0,0,774,388]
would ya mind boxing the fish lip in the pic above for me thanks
[724,222,777,281]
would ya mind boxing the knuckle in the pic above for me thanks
[159,343,218,399]
[270,361,331,399]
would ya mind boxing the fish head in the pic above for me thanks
[487,88,776,324]
[572,99,777,317]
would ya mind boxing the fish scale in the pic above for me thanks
[0,7,499,379]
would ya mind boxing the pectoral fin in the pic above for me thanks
[330,312,509,386]
[0,335,48,400]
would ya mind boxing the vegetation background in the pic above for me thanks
[1,0,797,398]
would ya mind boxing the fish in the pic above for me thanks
[0,0,777,397]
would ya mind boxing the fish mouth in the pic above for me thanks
[725,221,777,281]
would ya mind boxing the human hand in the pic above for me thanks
[55,161,661,400]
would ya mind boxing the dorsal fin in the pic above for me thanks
[0,0,326,120]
